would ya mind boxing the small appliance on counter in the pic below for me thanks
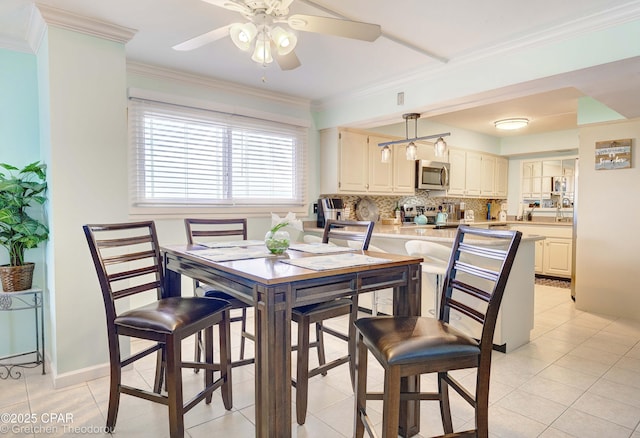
[317,197,344,227]
[498,202,508,222]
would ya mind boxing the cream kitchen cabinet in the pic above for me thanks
[510,223,573,278]
[495,156,509,197]
[320,128,411,195]
[448,149,505,198]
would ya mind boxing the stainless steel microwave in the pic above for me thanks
[415,160,450,190]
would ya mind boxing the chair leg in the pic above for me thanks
[476,368,491,438]
[153,346,164,393]
[315,322,327,376]
[193,330,202,374]
[438,371,453,434]
[296,314,311,425]
[204,325,214,404]
[165,335,185,438]
[381,366,402,438]
[353,332,368,438]
[106,344,121,432]
[348,295,359,388]
[239,308,247,360]
[371,291,378,316]
[219,310,233,410]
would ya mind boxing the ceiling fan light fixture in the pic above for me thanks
[230,22,257,51]
[494,118,529,131]
[270,26,297,55]
[251,35,273,64]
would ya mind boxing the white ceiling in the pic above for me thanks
[2,0,640,136]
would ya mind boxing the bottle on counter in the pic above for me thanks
[394,202,401,221]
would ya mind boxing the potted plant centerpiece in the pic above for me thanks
[0,162,49,291]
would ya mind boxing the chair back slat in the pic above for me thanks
[322,219,374,250]
[447,298,485,324]
[454,261,500,283]
[84,221,165,324]
[440,226,522,352]
[112,281,164,300]
[185,218,247,245]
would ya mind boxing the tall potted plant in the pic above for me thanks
[0,161,49,291]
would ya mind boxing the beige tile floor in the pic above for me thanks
[2,284,640,437]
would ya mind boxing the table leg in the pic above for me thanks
[163,253,182,298]
[254,284,292,438]
[395,264,422,437]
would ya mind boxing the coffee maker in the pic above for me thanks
[317,198,344,227]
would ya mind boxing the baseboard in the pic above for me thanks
[51,361,110,389]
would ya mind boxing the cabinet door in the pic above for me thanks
[544,237,572,277]
[368,135,393,193]
[447,149,466,195]
[465,151,482,196]
[534,239,544,274]
[480,155,496,196]
[391,139,416,193]
[338,130,368,192]
[495,157,508,197]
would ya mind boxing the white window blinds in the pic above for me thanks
[129,98,307,208]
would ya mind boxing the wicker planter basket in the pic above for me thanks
[0,263,35,292]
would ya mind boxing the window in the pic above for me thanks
[129,98,307,210]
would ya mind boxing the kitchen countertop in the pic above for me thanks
[304,221,546,244]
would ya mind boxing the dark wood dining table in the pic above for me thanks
[162,244,423,437]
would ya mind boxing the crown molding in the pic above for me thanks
[314,1,640,112]
[36,3,137,44]
[127,61,311,109]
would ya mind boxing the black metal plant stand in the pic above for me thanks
[0,288,45,379]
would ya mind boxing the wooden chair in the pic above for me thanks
[292,219,374,425]
[354,226,522,438]
[83,221,233,438]
[184,218,254,368]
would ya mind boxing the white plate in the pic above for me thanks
[356,198,379,222]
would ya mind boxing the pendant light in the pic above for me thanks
[381,145,391,163]
[377,113,451,162]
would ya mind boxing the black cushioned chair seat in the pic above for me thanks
[292,298,352,317]
[355,316,480,366]
[203,289,250,310]
[115,297,231,334]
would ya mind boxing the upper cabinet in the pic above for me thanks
[521,157,576,210]
[447,149,506,198]
[320,128,414,195]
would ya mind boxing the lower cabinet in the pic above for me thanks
[510,224,573,278]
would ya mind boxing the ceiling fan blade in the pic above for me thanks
[200,0,252,14]
[275,50,301,71]
[173,24,233,51]
[287,14,381,42]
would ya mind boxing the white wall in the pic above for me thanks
[575,118,640,320]
[40,26,130,378]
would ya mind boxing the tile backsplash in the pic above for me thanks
[321,193,503,222]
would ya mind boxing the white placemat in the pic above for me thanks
[288,243,356,254]
[281,253,391,271]
[197,239,265,248]
[188,246,276,262]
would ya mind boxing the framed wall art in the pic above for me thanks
[595,138,632,170]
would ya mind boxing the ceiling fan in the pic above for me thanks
[173,0,382,70]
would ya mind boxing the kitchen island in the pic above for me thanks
[304,222,545,352]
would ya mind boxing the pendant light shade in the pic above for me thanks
[434,137,447,157]
[405,142,417,160]
[251,32,273,64]
[381,145,391,163]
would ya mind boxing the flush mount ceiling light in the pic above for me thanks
[494,118,529,131]
[378,113,451,161]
